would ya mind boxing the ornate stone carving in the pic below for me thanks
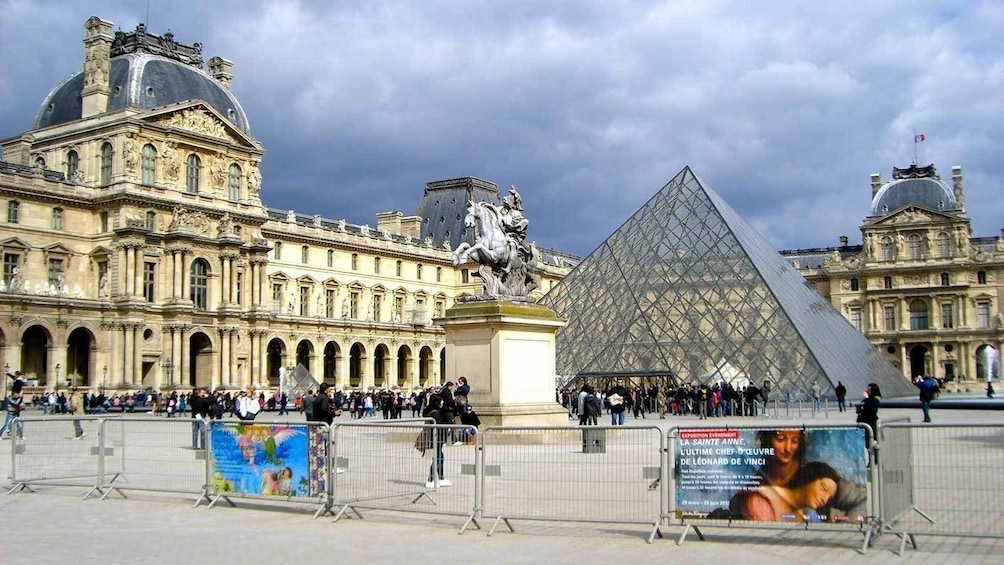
[247,160,261,197]
[167,108,230,140]
[217,213,234,238]
[162,141,181,182]
[210,152,228,193]
[123,132,139,174]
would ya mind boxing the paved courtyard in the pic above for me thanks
[1,398,1002,564]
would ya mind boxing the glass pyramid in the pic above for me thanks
[540,166,914,401]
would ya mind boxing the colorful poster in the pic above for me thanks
[210,423,327,498]
[674,427,868,523]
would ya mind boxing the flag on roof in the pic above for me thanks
[915,134,926,142]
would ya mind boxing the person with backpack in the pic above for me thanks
[914,375,940,423]
[583,385,602,426]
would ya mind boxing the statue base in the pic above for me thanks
[438,300,568,428]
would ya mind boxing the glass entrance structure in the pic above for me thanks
[540,167,915,401]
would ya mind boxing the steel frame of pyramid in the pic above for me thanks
[539,166,915,401]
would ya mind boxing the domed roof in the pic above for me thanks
[34,53,249,134]
[870,165,956,216]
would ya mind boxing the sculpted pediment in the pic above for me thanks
[872,206,950,227]
[144,102,256,148]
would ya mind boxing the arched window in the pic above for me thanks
[940,272,950,286]
[141,144,157,185]
[190,259,209,310]
[186,154,201,193]
[228,163,242,201]
[66,150,79,179]
[879,236,894,261]
[100,142,113,185]
[908,234,922,260]
[936,232,951,258]
[909,299,929,330]
[35,156,46,169]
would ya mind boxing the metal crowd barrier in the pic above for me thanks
[8,416,105,497]
[98,417,211,503]
[666,424,877,552]
[877,423,1004,554]
[480,426,664,543]
[331,421,478,532]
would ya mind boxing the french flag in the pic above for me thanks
[915,134,926,142]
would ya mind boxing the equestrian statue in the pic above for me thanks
[452,186,541,300]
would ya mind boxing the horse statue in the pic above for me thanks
[452,200,539,299]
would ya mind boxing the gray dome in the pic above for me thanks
[34,53,250,134]
[870,176,956,216]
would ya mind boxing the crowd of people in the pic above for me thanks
[560,379,780,424]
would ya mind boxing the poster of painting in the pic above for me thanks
[210,423,327,498]
[674,427,868,523]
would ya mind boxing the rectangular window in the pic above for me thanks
[272,283,284,302]
[883,276,893,289]
[435,299,445,318]
[351,254,358,270]
[884,306,896,331]
[327,250,334,268]
[396,260,402,276]
[235,271,243,305]
[350,291,359,319]
[461,269,469,284]
[373,294,383,322]
[7,201,19,224]
[416,263,423,280]
[52,208,64,230]
[299,286,309,316]
[395,296,405,322]
[47,258,65,287]
[978,271,987,285]
[100,211,109,232]
[374,257,381,274]
[849,307,862,331]
[325,289,335,318]
[274,242,282,260]
[941,303,953,329]
[910,309,929,330]
[143,261,155,302]
[436,266,442,282]
[3,253,20,287]
[301,246,309,264]
[977,302,990,328]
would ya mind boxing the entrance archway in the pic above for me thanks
[419,346,433,387]
[323,342,339,384]
[349,343,366,389]
[909,345,929,378]
[267,338,287,388]
[20,325,51,385]
[976,344,1000,381]
[296,339,314,372]
[397,345,413,389]
[66,327,95,388]
[189,332,213,388]
[373,344,389,389]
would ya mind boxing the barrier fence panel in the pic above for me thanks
[8,416,105,497]
[331,422,478,532]
[878,423,1004,550]
[667,424,875,549]
[480,426,663,543]
[205,420,331,518]
[97,417,211,503]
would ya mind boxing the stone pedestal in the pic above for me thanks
[438,300,568,427]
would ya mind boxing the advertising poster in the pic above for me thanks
[210,423,327,498]
[674,427,868,523]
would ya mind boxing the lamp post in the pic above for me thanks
[102,365,108,394]
[3,362,8,400]
[162,360,174,390]
[56,363,63,389]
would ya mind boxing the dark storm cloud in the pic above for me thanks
[2,0,1001,257]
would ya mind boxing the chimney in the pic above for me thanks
[81,16,114,118]
[952,165,965,212]
[208,56,234,90]
[839,235,849,247]
[870,173,882,198]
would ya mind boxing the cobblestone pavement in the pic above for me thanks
[2,399,1002,564]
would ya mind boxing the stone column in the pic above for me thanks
[220,328,231,388]
[132,323,142,386]
[221,257,230,305]
[133,247,143,298]
[123,324,134,385]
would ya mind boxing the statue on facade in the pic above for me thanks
[451,185,540,300]
[341,298,349,318]
[98,272,110,299]
[9,266,21,294]
[217,212,234,238]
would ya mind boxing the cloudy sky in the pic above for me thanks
[1,0,1001,257]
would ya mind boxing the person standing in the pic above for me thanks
[855,383,882,441]
[277,391,289,416]
[607,379,629,426]
[69,388,86,439]
[422,395,451,489]
[914,375,940,423]
[314,383,339,425]
[576,387,589,426]
[811,382,823,412]
[302,389,317,422]
[834,381,847,412]
[189,388,211,450]
[1,391,23,440]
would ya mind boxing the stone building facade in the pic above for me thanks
[0,18,573,395]
[782,164,1004,390]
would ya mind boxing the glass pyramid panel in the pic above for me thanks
[540,167,914,400]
